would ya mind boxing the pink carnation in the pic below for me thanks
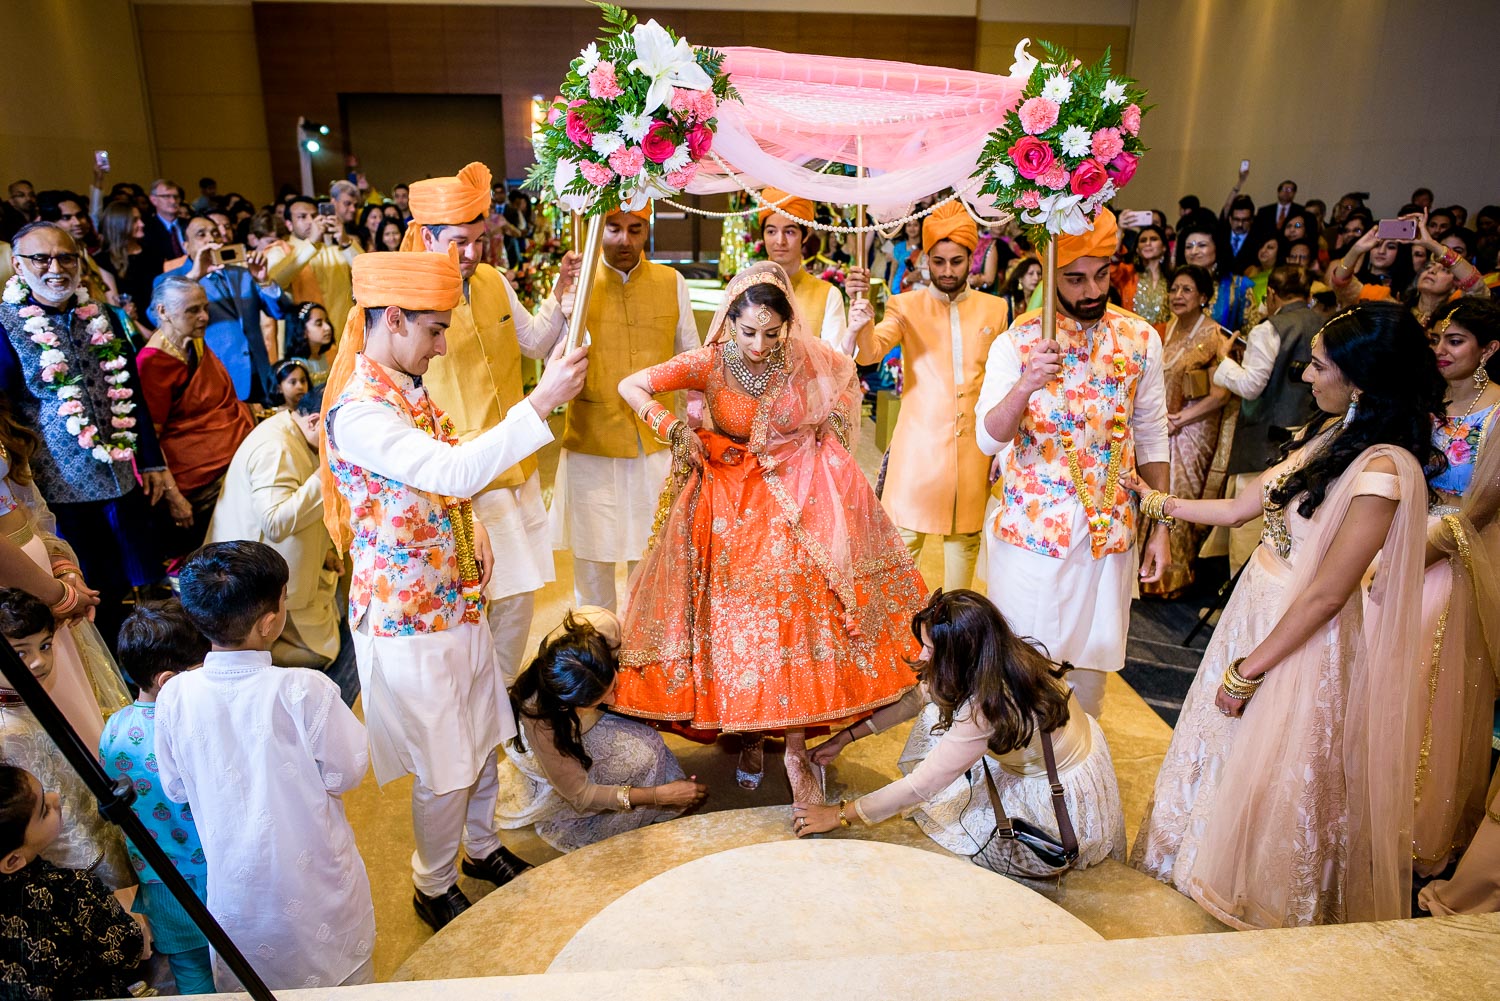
[107,388,132,400]
[1091,127,1124,163]
[75,304,99,320]
[565,107,594,148]
[1069,158,1109,198]
[77,426,98,447]
[40,364,65,382]
[90,329,112,345]
[108,447,133,461]
[579,159,615,185]
[1038,164,1070,190]
[17,305,43,319]
[1106,152,1139,187]
[1017,97,1060,135]
[1016,190,1042,210]
[687,123,713,159]
[1121,103,1142,136]
[29,331,58,347]
[58,400,85,416]
[587,61,624,100]
[664,163,699,189]
[608,145,645,179]
[111,416,136,429]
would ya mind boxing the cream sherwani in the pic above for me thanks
[548,258,698,609]
[788,267,848,348]
[268,236,361,337]
[206,410,339,667]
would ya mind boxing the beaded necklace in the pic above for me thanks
[1055,322,1130,553]
[724,339,783,397]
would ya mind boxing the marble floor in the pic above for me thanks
[338,415,1226,982]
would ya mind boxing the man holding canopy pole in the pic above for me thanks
[975,209,1171,718]
[758,187,864,348]
[549,203,700,612]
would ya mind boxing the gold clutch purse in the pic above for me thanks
[1183,369,1211,400]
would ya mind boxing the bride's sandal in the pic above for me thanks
[736,734,766,790]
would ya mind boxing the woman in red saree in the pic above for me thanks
[614,262,927,803]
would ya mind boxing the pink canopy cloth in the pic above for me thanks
[684,47,1027,221]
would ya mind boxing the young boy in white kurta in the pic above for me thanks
[155,541,374,992]
[323,247,588,931]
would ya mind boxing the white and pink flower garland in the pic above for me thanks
[3,275,138,463]
[526,5,736,216]
[976,40,1149,242]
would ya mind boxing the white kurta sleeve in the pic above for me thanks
[1132,329,1171,466]
[819,284,849,351]
[975,333,1023,457]
[330,396,553,499]
[1213,320,1281,399]
[153,685,188,804]
[505,275,567,360]
[302,672,368,795]
[855,701,993,825]
[674,273,702,353]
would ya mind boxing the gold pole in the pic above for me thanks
[853,137,867,300]
[570,211,584,253]
[1042,239,1058,341]
[565,214,605,353]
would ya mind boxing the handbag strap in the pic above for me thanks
[978,727,1079,857]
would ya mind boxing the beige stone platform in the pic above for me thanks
[548,839,1102,974]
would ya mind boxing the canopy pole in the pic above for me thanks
[853,136,867,299]
[566,214,605,353]
[1042,239,1058,341]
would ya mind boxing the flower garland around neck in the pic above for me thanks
[1056,335,1130,554]
[3,274,138,463]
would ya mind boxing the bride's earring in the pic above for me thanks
[1475,366,1491,390]
[1345,389,1361,423]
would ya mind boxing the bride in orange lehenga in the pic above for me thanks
[613,262,927,802]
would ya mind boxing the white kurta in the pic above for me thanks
[154,651,373,991]
[549,265,700,563]
[975,324,1170,672]
[329,392,553,791]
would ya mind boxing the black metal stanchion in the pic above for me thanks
[0,639,277,1001]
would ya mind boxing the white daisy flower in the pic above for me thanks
[618,110,653,143]
[991,163,1017,188]
[1059,125,1092,158]
[577,42,601,76]
[1101,80,1128,105]
[590,132,625,157]
[662,144,692,173]
[1041,74,1073,103]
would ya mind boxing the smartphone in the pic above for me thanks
[1240,158,1250,174]
[317,202,336,217]
[207,247,223,269]
[94,149,110,172]
[217,243,246,265]
[1118,210,1154,228]
[1377,218,1416,241]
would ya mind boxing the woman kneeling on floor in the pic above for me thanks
[795,589,1126,878]
[496,607,707,853]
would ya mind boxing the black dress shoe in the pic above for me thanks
[413,884,471,931]
[461,845,532,887]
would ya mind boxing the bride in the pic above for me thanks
[611,261,927,802]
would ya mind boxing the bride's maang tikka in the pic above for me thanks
[753,304,774,325]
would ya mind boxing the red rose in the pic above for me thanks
[565,110,593,148]
[1007,135,1055,180]
[642,121,677,164]
[1069,158,1109,198]
[687,123,713,159]
[1106,152,1138,187]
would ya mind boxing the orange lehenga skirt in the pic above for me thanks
[614,430,927,734]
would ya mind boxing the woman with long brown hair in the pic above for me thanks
[794,589,1126,875]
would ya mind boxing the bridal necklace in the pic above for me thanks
[725,338,784,397]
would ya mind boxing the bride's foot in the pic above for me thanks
[785,749,825,806]
[736,735,765,790]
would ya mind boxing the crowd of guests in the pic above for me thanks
[0,156,1497,999]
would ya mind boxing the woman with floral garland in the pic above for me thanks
[612,262,927,803]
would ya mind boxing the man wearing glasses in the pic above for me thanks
[1,222,181,647]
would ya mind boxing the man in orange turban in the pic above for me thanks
[325,245,588,932]
[548,201,701,611]
[847,200,1008,590]
[757,186,866,348]
[973,207,1171,717]
[391,161,583,702]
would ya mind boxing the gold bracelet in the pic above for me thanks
[837,800,852,829]
[618,785,634,811]
[1221,657,1263,700]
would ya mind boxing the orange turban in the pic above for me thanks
[319,245,465,550]
[608,202,653,223]
[757,187,815,230]
[1055,208,1119,269]
[408,161,492,226]
[922,201,979,255]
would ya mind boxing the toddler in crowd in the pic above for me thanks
[0,764,151,1000]
[0,587,134,890]
[155,541,375,991]
[99,599,216,994]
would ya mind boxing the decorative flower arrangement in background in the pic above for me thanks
[527,4,737,217]
[3,275,138,463]
[976,40,1149,244]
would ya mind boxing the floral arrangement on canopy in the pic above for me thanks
[526,4,738,216]
[976,41,1149,243]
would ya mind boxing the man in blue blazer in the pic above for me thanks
[152,214,291,406]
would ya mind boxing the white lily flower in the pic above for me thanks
[1041,74,1073,103]
[1021,192,1091,236]
[590,132,625,157]
[627,19,712,115]
[554,157,579,195]
[619,184,652,212]
[618,110,653,142]
[1101,80,1128,105]
[1059,125,1092,158]
[577,42,601,76]
[1009,39,1039,79]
